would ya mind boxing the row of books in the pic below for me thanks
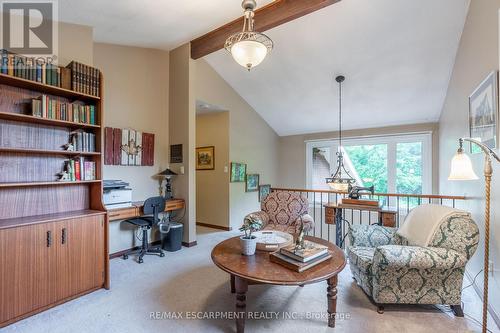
[63,158,96,181]
[31,95,97,125]
[270,240,332,273]
[67,61,100,97]
[1,50,68,87]
[0,50,100,97]
[70,130,96,152]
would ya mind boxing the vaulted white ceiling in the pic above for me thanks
[205,0,470,136]
[59,0,470,136]
[59,0,274,50]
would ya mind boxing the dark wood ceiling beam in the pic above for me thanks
[190,0,341,59]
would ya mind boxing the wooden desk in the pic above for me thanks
[323,202,397,248]
[107,199,185,221]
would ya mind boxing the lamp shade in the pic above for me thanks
[158,168,177,177]
[327,181,350,192]
[448,151,479,180]
[231,40,268,70]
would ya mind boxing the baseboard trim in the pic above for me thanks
[182,240,197,247]
[196,222,232,231]
[465,270,500,330]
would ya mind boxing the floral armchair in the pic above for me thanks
[347,205,479,316]
[244,191,314,234]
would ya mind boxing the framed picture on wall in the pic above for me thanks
[259,184,271,202]
[196,146,215,170]
[469,71,499,153]
[230,162,246,182]
[246,174,259,192]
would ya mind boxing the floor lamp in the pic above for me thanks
[448,138,500,333]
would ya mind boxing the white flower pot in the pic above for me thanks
[240,235,257,256]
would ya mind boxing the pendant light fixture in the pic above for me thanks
[225,0,273,71]
[326,75,356,192]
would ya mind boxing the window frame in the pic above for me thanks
[305,132,433,194]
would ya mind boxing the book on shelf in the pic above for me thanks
[269,251,332,273]
[66,61,100,97]
[63,157,96,181]
[70,130,96,152]
[0,49,62,87]
[280,240,329,263]
[31,94,96,125]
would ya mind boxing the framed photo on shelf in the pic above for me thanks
[469,71,499,153]
[246,174,259,192]
[259,184,271,202]
[196,146,215,170]
[230,162,246,182]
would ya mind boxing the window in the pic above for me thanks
[306,133,432,194]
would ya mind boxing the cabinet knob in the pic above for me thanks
[62,228,67,244]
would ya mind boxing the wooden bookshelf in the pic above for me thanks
[0,65,108,328]
[0,209,105,230]
[0,147,101,156]
[0,73,100,102]
[0,180,102,188]
[0,111,100,129]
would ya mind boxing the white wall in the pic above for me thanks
[94,43,169,253]
[194,59,280,229]
[438,0,500,322]
[94,43,169,201]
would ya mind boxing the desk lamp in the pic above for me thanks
[158,168,177,199]
[448,137,500,333]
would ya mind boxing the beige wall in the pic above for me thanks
[169,44,197,244]
[278,123,440,193]
[196,112,230,228]
[438,0,500,320]
[93,43,169,254]
[194,59,280,229]
[58,22,93,65]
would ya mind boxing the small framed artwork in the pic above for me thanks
[230,162,246,182]
[469,71,499,153]
[170,144,183,163]
[196,146,215,170]
[246,174,259,192]
[259,184,271,202]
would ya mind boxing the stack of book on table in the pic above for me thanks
[269,240,332,273]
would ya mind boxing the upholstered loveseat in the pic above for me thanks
[244,191,314,233]
[347,204,479,316]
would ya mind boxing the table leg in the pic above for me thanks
[235,276,248,333]
[327,275,338,328]
[230,274,235,293]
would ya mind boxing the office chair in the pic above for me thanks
[122,196,166,263]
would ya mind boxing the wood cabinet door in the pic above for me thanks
[0,223,57,325]
[56,215,105,300]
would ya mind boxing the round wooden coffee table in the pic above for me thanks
[211,235,346,332]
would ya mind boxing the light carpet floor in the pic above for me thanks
[3,226,499,333]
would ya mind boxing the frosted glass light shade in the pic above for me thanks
[327,181,350,192]
[231,40,268,70]
[448,151,479,180]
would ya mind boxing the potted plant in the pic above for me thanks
[239,216,263,256]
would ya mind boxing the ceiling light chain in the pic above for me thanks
[225,0,273,71]
[326,75,357,192]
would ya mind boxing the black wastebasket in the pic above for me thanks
[161,222,183,252]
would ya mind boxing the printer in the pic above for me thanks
[103,180,133,209]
